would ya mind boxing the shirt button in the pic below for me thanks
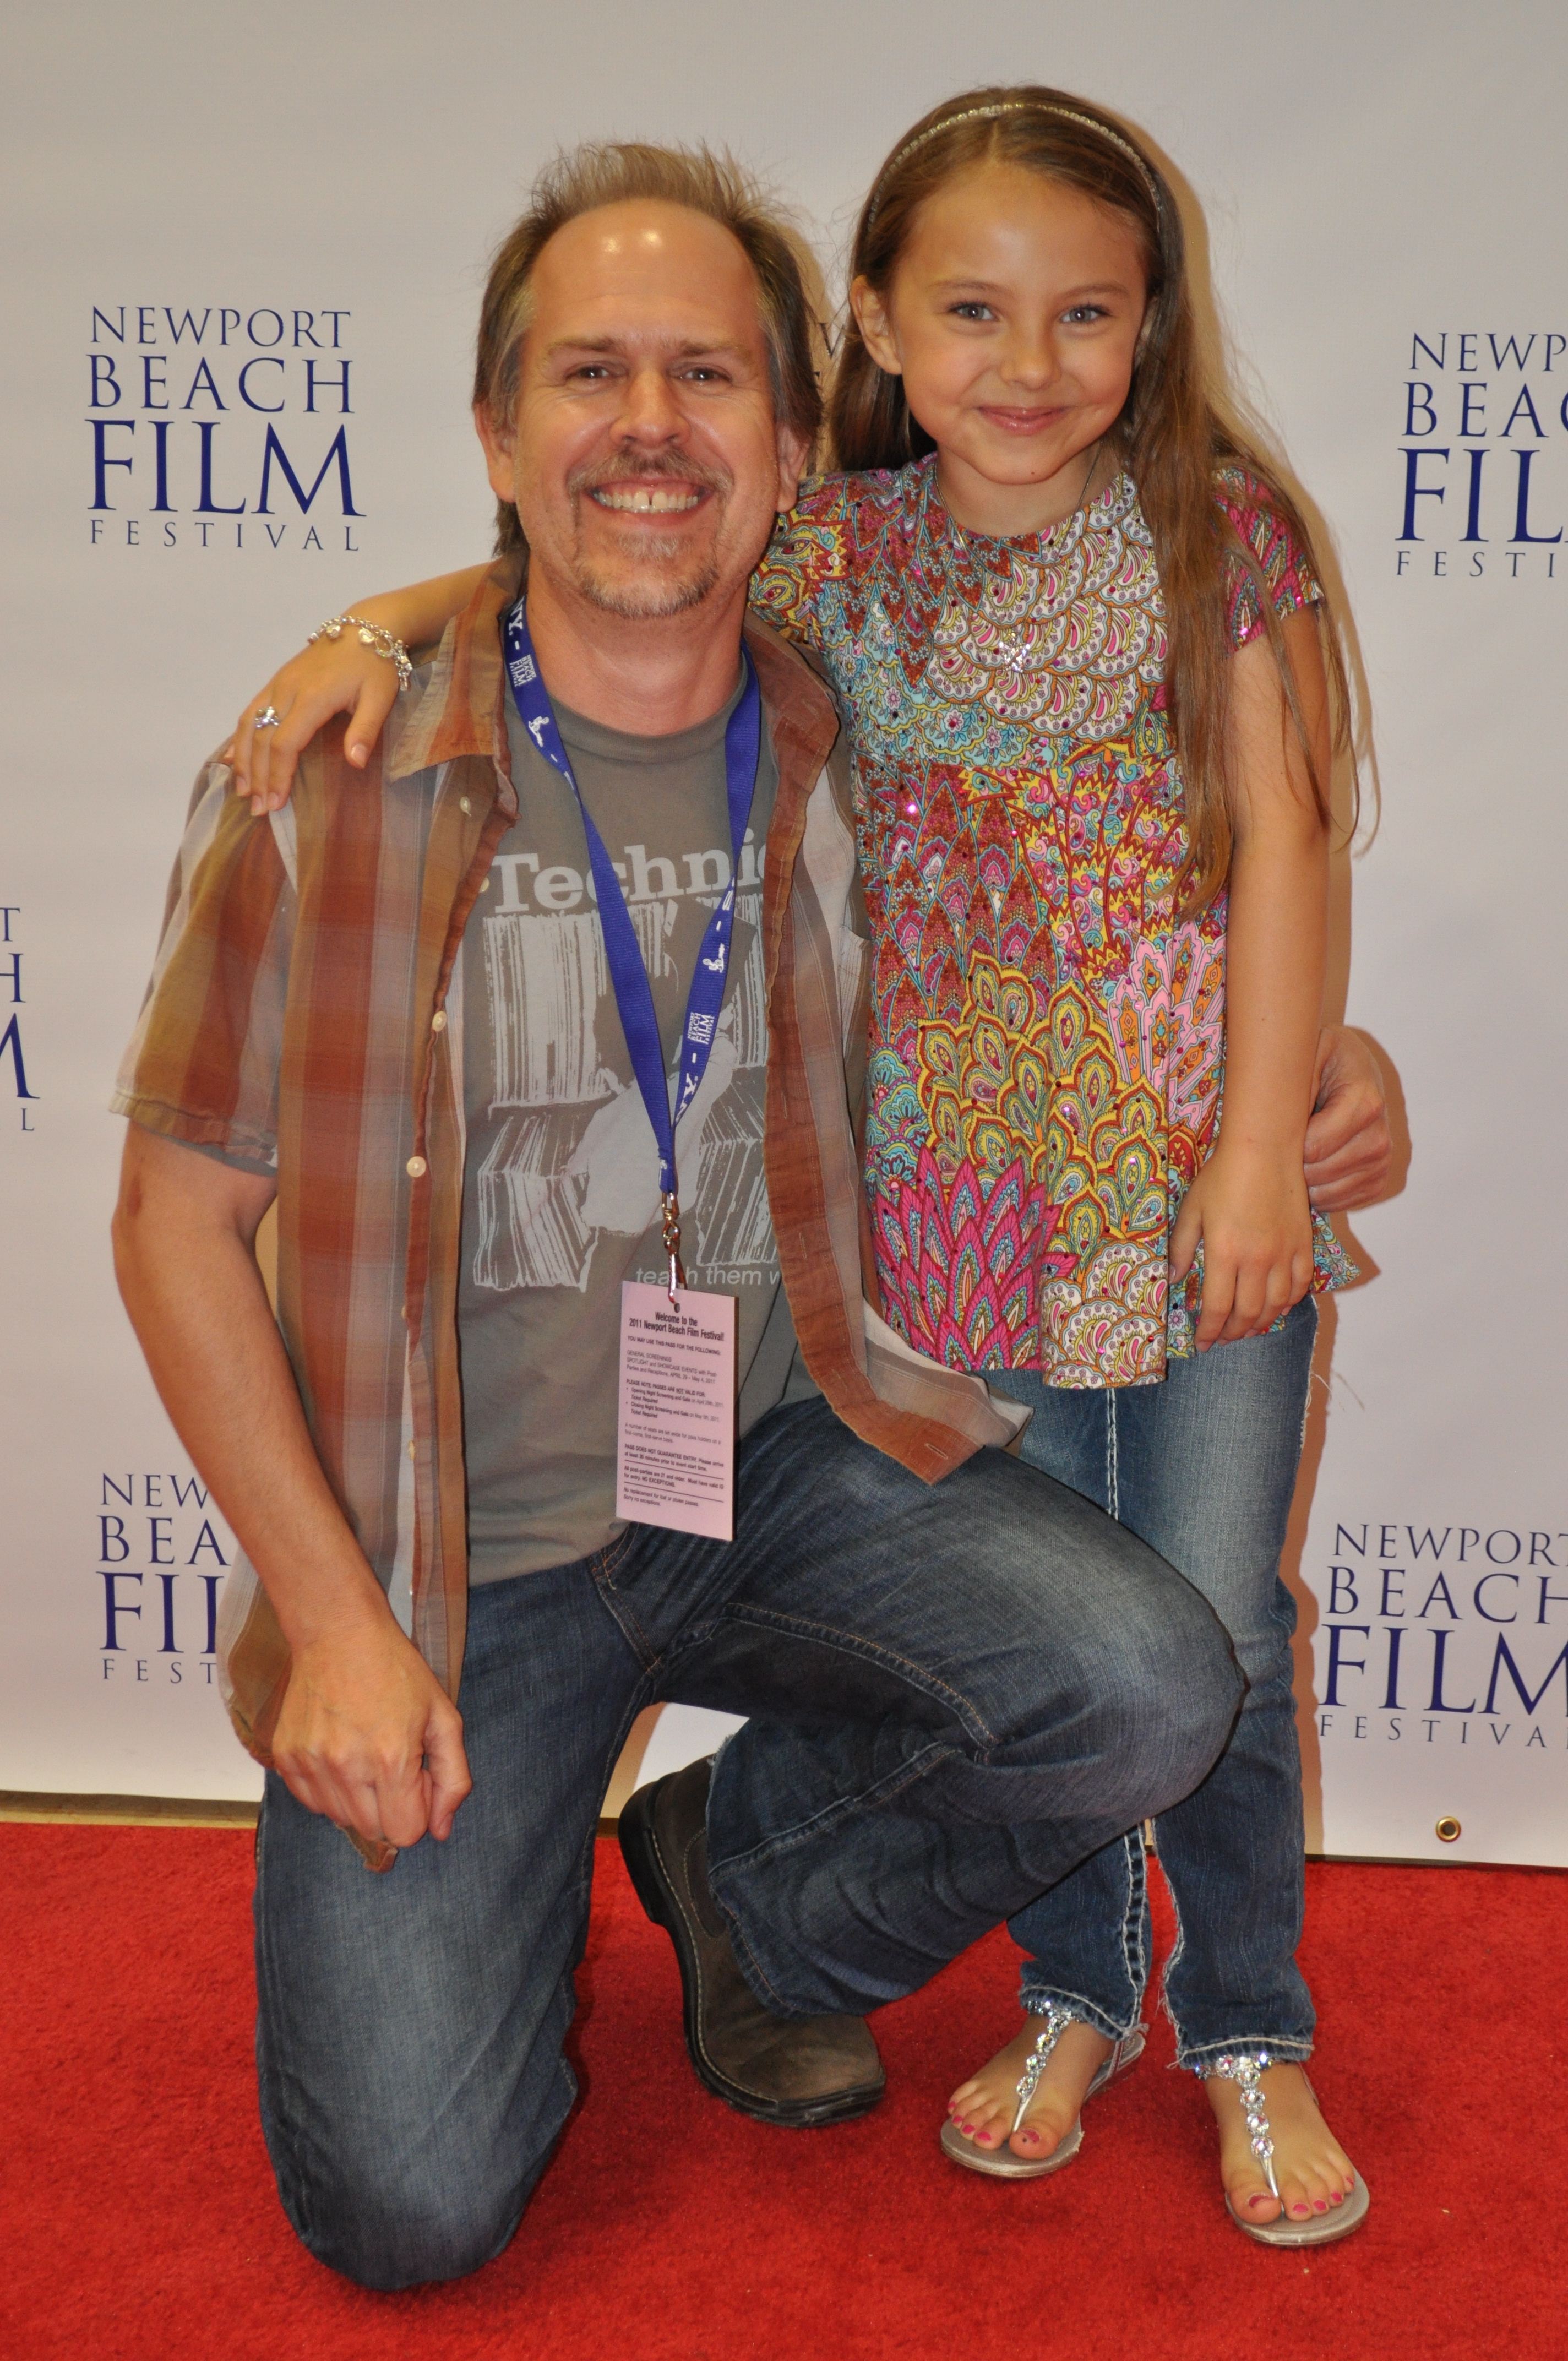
[459,796,473,815]
[407,1440,416,1460]
[431,1010,447,1032]
[406,1155,427,1178]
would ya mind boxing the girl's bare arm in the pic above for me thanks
[1169,607,1331,1347]
[226,565,489,813]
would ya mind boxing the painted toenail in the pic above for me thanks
[1249,2195,1270,2210]
[1291,2205,1310,2218]
[1313,2201,1327,2212]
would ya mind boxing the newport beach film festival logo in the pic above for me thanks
[97,1470,232,1691]
[86,302,364,553]
[1317,1519,1568,1754]
[1398,327,1568,579]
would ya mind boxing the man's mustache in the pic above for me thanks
[568,450,732,502]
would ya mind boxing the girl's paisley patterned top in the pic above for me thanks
[751,455,1352,1388]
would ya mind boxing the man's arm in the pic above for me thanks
[111,1125,470,1849]
[1305,1026,1394,1211]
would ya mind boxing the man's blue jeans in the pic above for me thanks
[991,1297,1319,2069]
[253,1396,1240,2289]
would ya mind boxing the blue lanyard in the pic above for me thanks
[502,601,761,1285]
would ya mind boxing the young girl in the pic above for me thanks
[225,89,1368,2243]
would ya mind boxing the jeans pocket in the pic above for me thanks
[587,1533,657,1667]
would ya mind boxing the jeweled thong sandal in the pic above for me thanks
[1210,2052,1371,2245]
[940,2001,1147,2180]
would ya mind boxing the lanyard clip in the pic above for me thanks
[661,1192,687,1306]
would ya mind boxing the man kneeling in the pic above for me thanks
[112,143,1243,2289]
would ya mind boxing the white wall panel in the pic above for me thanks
[2,2,1561,1856]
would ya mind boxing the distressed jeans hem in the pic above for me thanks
[1177,2034,1315,2074]
[1017,1981,1142,2047]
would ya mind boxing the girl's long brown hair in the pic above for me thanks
[829,86,1351,909]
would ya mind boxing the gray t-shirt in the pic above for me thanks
[458,668,806,1584]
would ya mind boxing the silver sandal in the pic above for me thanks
[941,2001,1146,2180]
[1210,2051,1370,2245]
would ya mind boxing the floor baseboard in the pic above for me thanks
[0,1791,260,1829]
[0,1789,629,1835]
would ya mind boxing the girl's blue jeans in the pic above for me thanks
[989,1294,1318,2070]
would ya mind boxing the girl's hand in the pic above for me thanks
[219,567,491,815]
[1169,1140,1315,1350]
[223,637,399,818]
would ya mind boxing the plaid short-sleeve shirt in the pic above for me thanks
[115,567,1021,1806]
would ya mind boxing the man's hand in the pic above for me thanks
[273,1607,472,1850]
[1304,1026,1393,1211]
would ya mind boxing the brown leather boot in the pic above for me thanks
[618,1757,885,2127]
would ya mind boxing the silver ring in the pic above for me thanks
[254,705,281,731]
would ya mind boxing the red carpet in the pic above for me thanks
[1,1825,1558,2360]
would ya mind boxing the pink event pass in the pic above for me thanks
[617,1282,738,1541]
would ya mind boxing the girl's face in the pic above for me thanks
[853,162,1149,536]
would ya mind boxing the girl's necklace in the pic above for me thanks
[939,438,1108,545]
[1073,440,1104,516]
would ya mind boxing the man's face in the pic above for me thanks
[478,202,808,622]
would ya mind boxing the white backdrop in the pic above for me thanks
[2,1,1563,1860]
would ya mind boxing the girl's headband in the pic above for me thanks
[867,102,1163,223]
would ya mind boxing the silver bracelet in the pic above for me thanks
[307,613,413,693]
